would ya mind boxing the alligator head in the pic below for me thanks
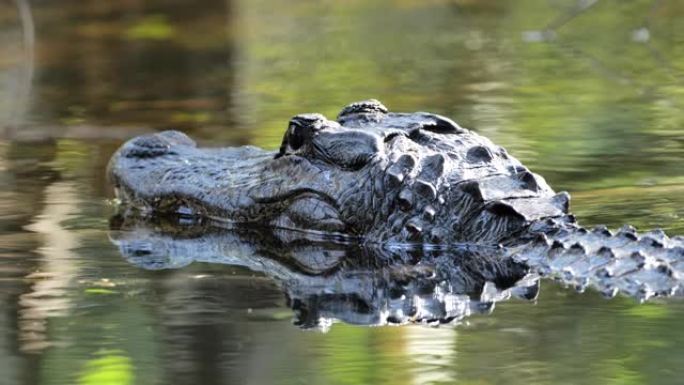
[108,100,569,245]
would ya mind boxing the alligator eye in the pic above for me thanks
[276,113,329,158]
[288,125,305,150]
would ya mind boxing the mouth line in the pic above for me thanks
[251,187,340,210]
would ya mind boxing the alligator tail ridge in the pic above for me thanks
[508,216,684,302]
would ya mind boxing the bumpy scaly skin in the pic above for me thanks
[511,217,684,300]
[108,99,566,244]
[108,100,684,301]
[110,216,537,328]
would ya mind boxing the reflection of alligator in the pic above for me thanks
[110,216,538,329]
[108,100,684,301]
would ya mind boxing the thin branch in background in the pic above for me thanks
[538,0,682,110]
[640,0,684,84]
[544,0,600,32]
[539,0,635,88]
[554,40,635,87]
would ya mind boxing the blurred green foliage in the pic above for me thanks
[78,351,134,385]
[125,15,175,41]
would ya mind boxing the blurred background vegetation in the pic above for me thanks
[0,0,683,384]
[1,0,683,195]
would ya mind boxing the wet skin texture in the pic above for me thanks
[109,100,684,301]
[110,215,536,328]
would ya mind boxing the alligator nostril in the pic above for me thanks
[123,132,191,158]
[338,99,388,120]
[289,113,328,131]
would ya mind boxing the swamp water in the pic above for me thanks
[1,1,684,384]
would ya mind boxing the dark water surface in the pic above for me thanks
[1,0,684,384]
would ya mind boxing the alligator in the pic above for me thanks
[108,99,684,302]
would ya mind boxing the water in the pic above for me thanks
[1,0,684,384]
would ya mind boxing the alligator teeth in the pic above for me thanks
[337,99,388,119]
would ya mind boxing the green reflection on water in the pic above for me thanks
[78,350,134,385]
[625,303,670,319]
[125,15,175,41]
